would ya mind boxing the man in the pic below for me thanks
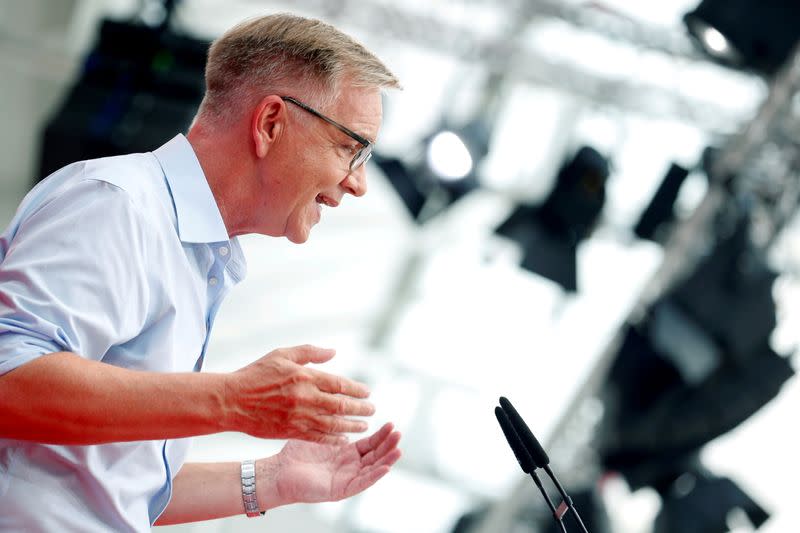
[0,13,402,531]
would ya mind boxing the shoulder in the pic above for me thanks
[3,151,178,260]
[81,152,171,214]
[21,151,169,217]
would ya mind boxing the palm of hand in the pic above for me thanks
[275,422,401,504]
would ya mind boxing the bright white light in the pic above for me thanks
[701,26,731,56]
[426,131,473,181]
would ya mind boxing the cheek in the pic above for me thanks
[286,149,345,202]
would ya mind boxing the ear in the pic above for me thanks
[251,95,286,159]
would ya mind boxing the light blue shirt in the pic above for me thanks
[0,134,247,532]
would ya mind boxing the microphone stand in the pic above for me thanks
[498,397,590,533]
[495,407,568,533]
[542,463,589,533]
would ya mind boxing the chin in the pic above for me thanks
[285,226,313,244]
[286,234,309,244]
[283,210,318,243]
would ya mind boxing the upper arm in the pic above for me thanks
[0,179,154,374]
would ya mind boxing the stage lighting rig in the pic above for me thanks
[373,118,491,223]
[494,146,609,292]
[634,163,692,243]
[37,0,206,181]
[684,0,800,76]
[654,469,770,533]
[594,209,794,532]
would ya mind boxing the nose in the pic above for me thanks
[341,167,367,197]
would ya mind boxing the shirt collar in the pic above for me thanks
[153,134,230,244]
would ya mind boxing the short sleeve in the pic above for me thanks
[0,179,152,375]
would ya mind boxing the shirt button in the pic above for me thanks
[208,277,219,286]
[219,246,229,256]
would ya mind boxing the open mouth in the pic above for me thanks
[315,194,338,207]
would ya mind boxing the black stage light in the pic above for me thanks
[598,219,792,472]
[684,0,800,75]
[495,146,609,292]
[371,153,429,220]
[372,119,490,222]
[598,212,795,489]
[420,119,489,211]
[537,146,609,242]
[425,119,490,184]
[595,235,793,519]
[595,317,787,531]
[634,163,691,242]
[37,15,208,181]
[669,217,778,363]
[496,205,579,291]
[601,333,793,480]
[654,470,770,533]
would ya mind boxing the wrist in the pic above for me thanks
[218,373,241,433]
[255,455,284,511]
[240,459,264,517]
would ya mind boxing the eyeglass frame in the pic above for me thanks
[280,96,373,171]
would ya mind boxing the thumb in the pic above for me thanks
[281,345,336,365]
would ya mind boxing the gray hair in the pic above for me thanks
[197,13,400,122]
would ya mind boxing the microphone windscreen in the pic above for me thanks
[495,406,535,474]
[499,396,550,467]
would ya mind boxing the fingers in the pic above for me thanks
[360,430,401,467]
[284,411,371,443]
[376,448,402,470]
[315,415,369,434]
[239,345,379,442]
[344,454,402,498]
[304,431,349,446]
[275,345,371,399]
[371,447,402,469]
[349,465,391,495]
[278,345,336,366]
[291,421,401,451]
[309,368,370,399]
[355,422,394,456]
[314,392,375,418]
[296,388,376,436]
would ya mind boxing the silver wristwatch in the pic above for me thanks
[240,459,264,517]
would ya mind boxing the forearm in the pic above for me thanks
[157,423,403,526]
[0,351,231,444]
[155,458,282,526]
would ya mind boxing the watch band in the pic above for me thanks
[240,459,265,517]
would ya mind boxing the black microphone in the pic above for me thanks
[495,407,567,533]
[499,396,590,533]
[498,397,549,467]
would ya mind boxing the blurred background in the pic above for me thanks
[1,1,799,532]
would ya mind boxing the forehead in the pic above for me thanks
[327,85,383,142]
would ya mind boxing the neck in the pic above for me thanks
[186,117,255,238]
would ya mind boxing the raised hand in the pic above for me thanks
[225,345,375,444]
[270,422,402,505]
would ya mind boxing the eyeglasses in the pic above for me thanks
[280,96,373,172]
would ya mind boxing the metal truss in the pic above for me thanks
[256,0,760,132]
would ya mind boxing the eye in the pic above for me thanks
[336,144,358,162]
